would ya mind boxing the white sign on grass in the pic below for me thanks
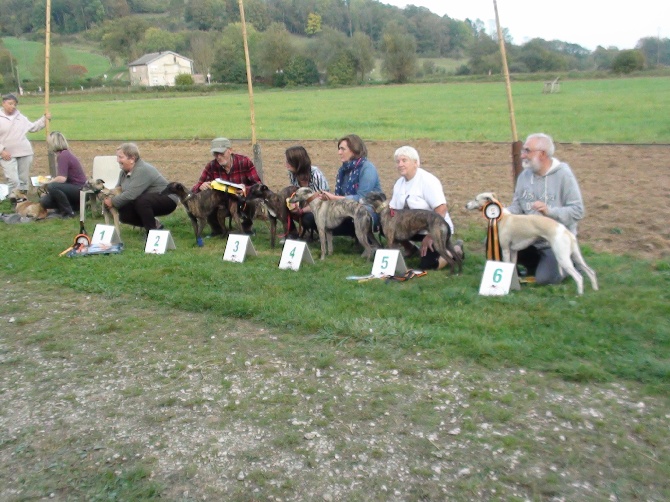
[278,239,314,271]
[92,224,122,245]
[371,249,407,277]
[222,234,257,263]
[145,230,176,254]
[478,260,520,296]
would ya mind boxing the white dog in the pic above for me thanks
[465,192,598,295]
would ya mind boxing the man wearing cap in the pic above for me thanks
[192,137,262,235]
[0,93,51,198]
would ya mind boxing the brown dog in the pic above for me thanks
[245,183,297,248]
[15,199,48,219]
[162,182,240,247]
[365,192,462,274]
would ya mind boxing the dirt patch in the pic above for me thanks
[31,140,670,260]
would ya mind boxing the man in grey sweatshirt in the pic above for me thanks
[508,133,585,285]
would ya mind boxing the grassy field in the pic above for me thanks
[15,77,670,143]
[2,36,111,80]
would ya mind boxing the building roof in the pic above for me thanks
[128,51,193,67]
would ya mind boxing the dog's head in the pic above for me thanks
[162,182,189,198]
[288,187,314,204]
[363,192,387,211]
[83,178,106,192]
[246,183,271,200]
[465,192,499,211]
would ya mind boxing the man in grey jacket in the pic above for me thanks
[508,133,585,285]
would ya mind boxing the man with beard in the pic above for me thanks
[508,133,585,285]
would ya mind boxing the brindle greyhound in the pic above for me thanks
[289,187,380,260]
[365,192,463,274]
[245,183,296,248]
[162,181,239,247]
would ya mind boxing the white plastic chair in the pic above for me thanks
[79,156,121,221]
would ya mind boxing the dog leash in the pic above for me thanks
[482,200,503,261]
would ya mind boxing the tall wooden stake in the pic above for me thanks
[238,0,263,179]
[493,0,522,187]
[45,0,56,176]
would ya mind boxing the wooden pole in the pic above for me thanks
[238,0,263,179]
[45,0,56,176]
[493,0,522,187]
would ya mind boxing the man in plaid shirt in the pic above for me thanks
[193,137,262,235]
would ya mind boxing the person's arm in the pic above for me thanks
[192,163,214,192]
[311,168,329,192]
[28,114,49,133]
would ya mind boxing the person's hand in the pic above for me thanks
[320,191,335,201]
[200,182,211,190]
[0,149,10,161]
[45,112,52,121]
[421,235,435,257]
[531,201,549,215]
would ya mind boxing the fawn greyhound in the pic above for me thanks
[465,192,598,295]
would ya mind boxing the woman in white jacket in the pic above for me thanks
[0,93,50,197]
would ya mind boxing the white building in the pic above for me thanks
[128,51,194,87]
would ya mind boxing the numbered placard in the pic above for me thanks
[222,234,257,263]
[278,239,314,271]
[144,230,176,254]
[92,224,122,245]
[371,249,407,277]
[478,260,520,296]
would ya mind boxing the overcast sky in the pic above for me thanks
[383,0,669,50]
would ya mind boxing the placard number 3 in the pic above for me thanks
[233,240,240,252]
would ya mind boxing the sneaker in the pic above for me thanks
[61,210,76,219]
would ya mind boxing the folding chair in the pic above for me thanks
[79,156,121,221]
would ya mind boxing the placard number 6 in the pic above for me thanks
[493,268,502,283]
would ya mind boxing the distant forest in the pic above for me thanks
[0,0,668,88]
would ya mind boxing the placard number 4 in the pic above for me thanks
[289,247,296,258]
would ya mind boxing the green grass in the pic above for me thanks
[15,77,670,143]
[1,204,667,394]
[2,36,111,80]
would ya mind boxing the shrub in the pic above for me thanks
[611,50,645,74]
[175,73,194,86]
[284,55,319,86]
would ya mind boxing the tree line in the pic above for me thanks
[0,0,668,90]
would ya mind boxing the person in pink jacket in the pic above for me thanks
[0,93,50,198]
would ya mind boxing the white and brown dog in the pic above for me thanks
[465,192,598,295]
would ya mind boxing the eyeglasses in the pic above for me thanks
[521,147,543,154]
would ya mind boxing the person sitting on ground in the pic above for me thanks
[40,131,87,218]
[388,145,464,270]
[0,93,51,201]
[508,132,585,285]
[284,145,329,240]
[192,137,262,236]
[104,143,178,233]
[317,134,382,236]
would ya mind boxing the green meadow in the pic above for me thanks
[16,76,670,143]
[1,79,669,499]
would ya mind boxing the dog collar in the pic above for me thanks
[305,192,321,205]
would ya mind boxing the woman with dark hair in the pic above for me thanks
[40,131,87,218]
[284,145,329,241]
[103,143,178,232]
[318,134,382,235]
[285,145,329,191]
